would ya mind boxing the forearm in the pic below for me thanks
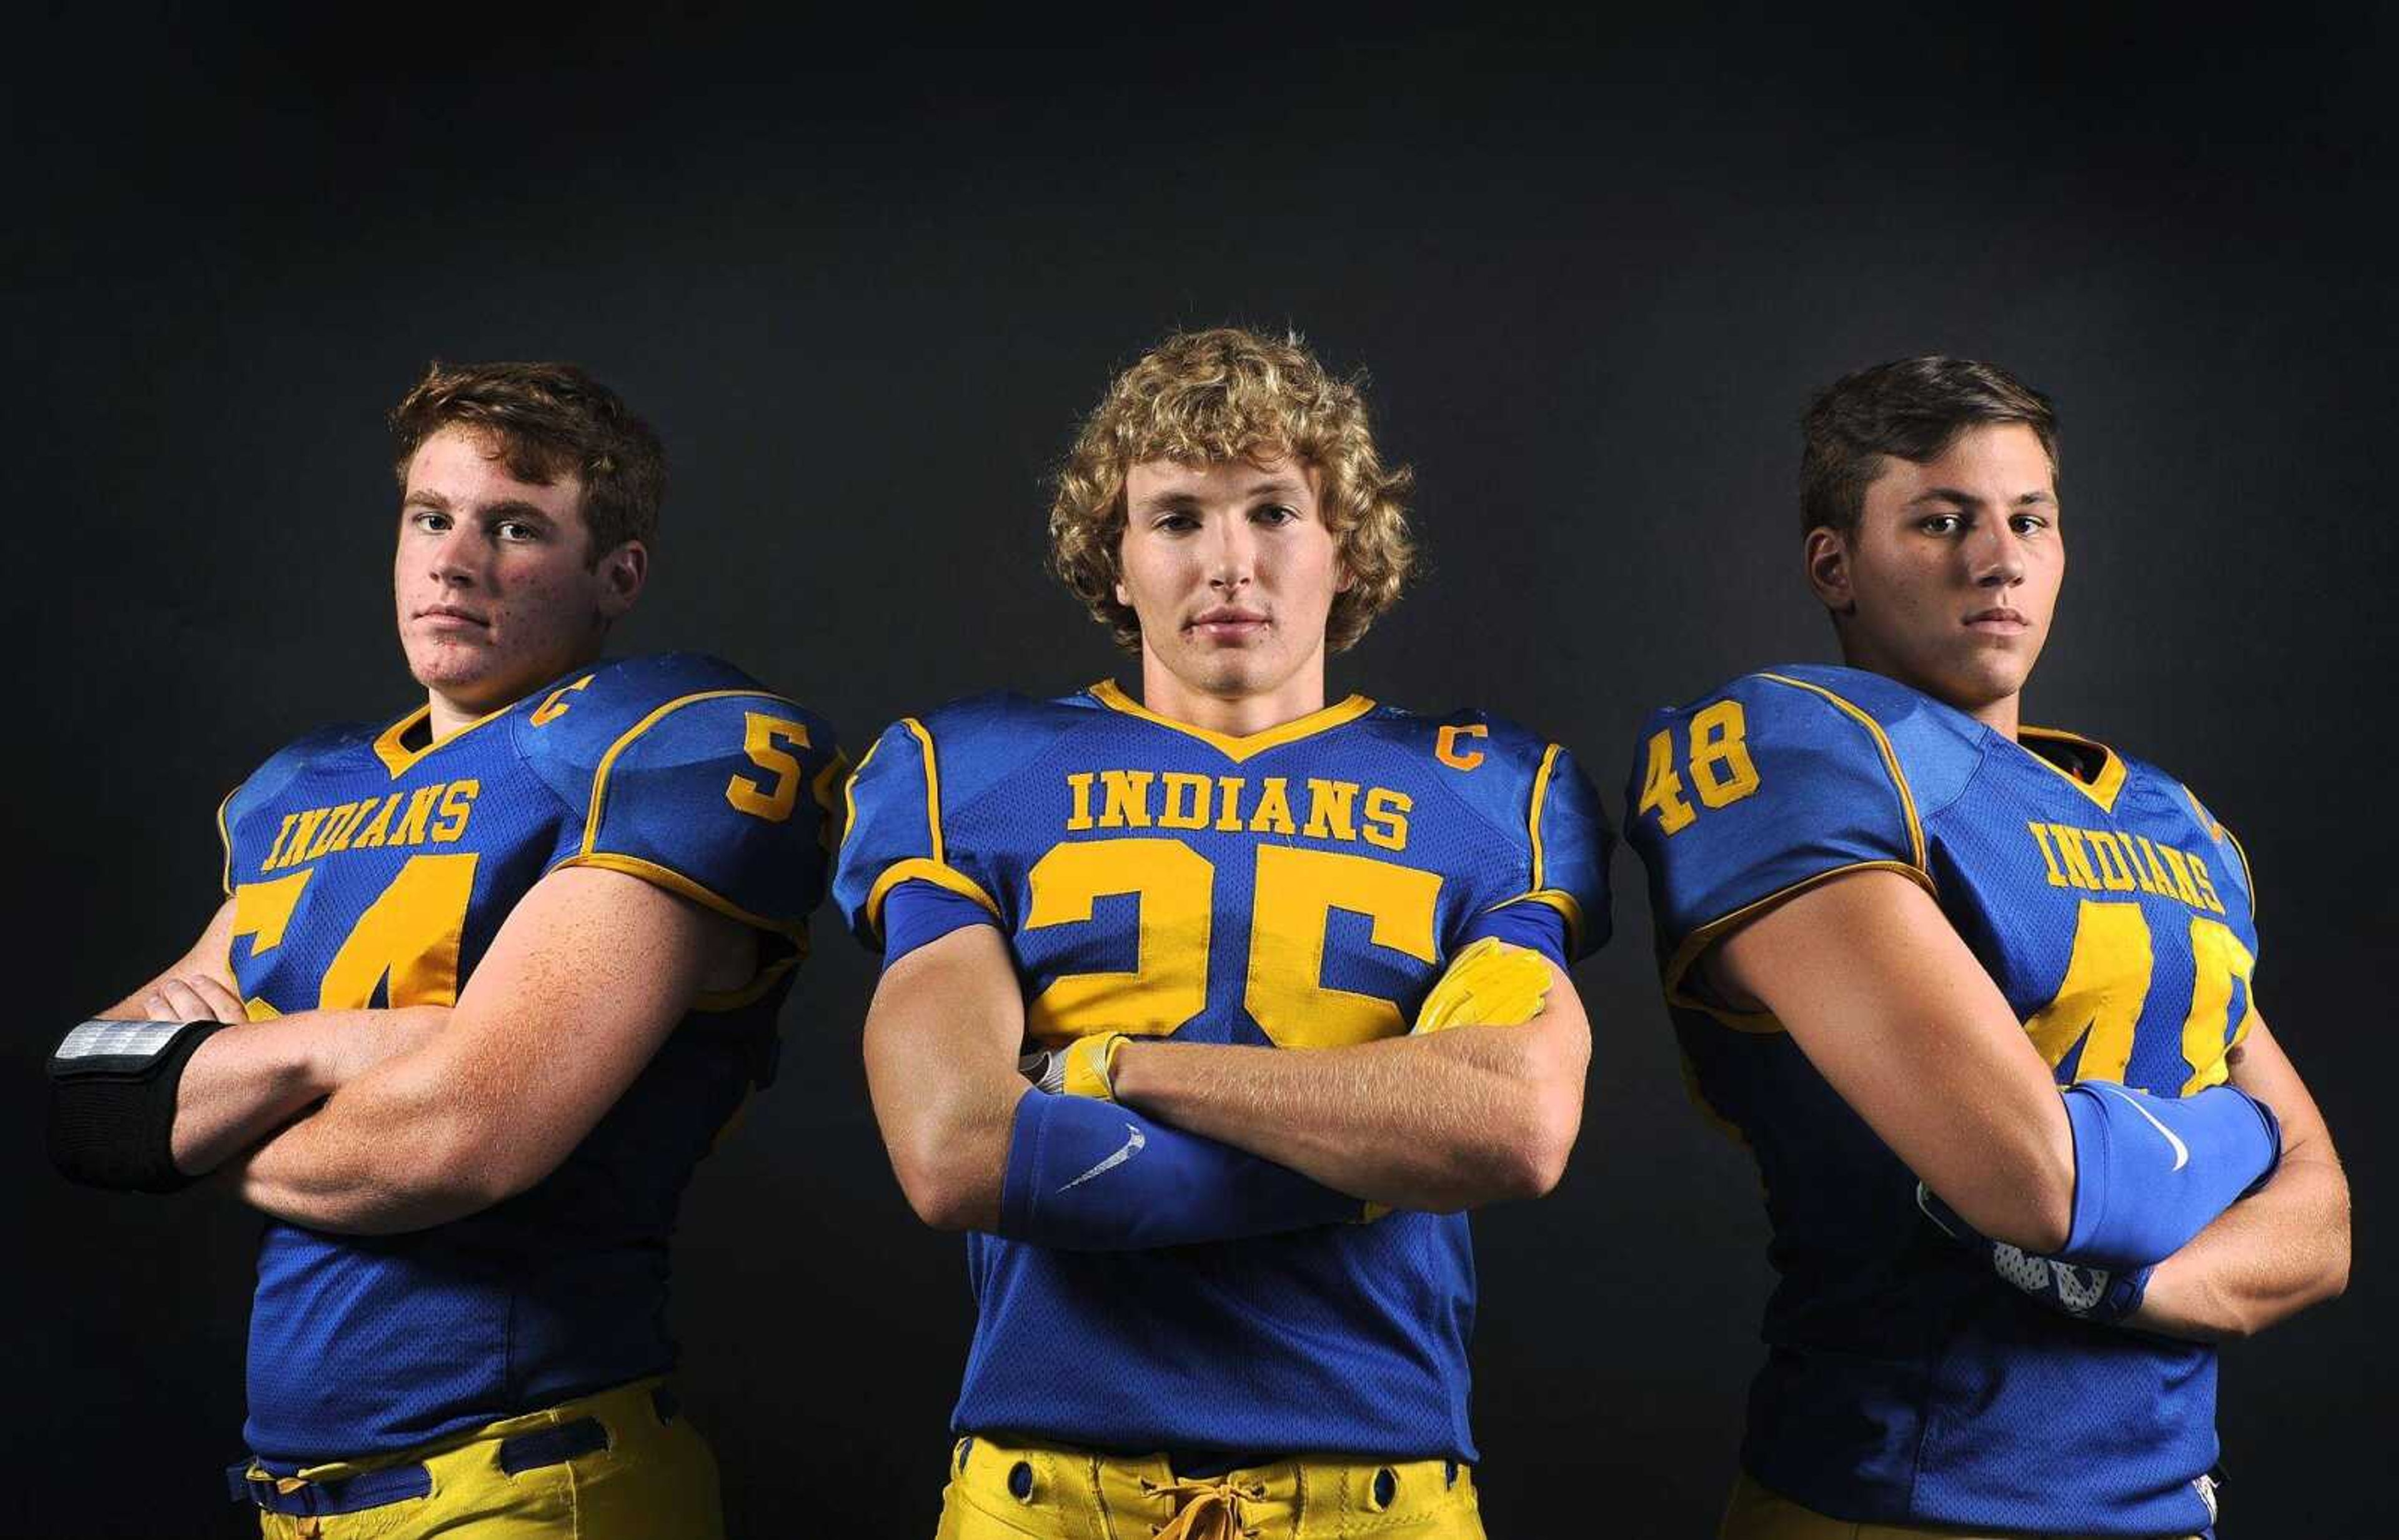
[169,1006,445,1176]
[1111,1022,1585,1212]
[226,1048,485,1234]
[2130,1140,2350,1341]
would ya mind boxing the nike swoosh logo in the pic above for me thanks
[2088,1081,2188,1171]
[1057,1124,1148,1192]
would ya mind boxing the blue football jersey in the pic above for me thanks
[833,682,1614,1464]
[1626,664,2257,1536]
[216,653,842,1465]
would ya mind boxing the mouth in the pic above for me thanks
[414,605,491,632]
[1964,607,2030,635]
[1186,607,1270,643]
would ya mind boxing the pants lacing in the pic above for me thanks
[1142,1474,1271,1540]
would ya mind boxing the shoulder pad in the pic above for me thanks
[1626,668,1943,992]
[831,692,1059,948]
[218,721,382,895]
[515,654,842,935]
[1384,708,1616,961]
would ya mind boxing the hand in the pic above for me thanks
[138,973,247,1025]
[1414,937,1552,1033]
[1018,1033,1128,1100]
[1917,1181,2152,1324]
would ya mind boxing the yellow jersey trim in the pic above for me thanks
[1754,672,1928,870]
[898,717,948,865]
[863,857,1003,936]
[2017,724,2128,813]
[372,700,514,778]
[1526,742,1562,892]
[1087,680,1376,763]
[553,850,808,940]
[838,735,886,853]
[216,785,239,896]
[2184,786,2257,922]
[1659,858,1938,1028]
[579,690,767,860]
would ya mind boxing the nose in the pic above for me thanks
[427,520,485,590]
[1965,516,2024,590]
[1204,512,1256,594]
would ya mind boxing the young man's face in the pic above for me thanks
[1815,421,2064,726]
[1115,455,1348,708]
[393,425,638,720]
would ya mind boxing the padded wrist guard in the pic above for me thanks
[47,1020,224,1193]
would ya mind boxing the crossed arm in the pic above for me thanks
[1712,868,2348,1338]
[862,917,1590,1239]
[107,867,753,1234]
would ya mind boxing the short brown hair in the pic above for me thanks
[1802,357,2057,536]
[1049,327,1416,653]
[390,361,666,558]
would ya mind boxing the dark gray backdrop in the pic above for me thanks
[11,8,2392,1536]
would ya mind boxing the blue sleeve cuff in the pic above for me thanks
[882,879,998,966]
[1459,902,1572,974]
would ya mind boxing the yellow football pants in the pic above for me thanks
[933,1436,1484,1540]
[1720,1471,2200,1540]
[235,1377,722,1539]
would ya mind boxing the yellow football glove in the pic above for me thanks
[1411,936,1553,1033]
[1019,1031,1130,1100]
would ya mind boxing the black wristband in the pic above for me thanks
[47,1020,227,1193]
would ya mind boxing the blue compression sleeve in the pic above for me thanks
[998,1090,1366,1250]
[2060,1081,2282,1269]
[882,880,998,965]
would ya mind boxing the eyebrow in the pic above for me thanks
[1131,478,1307,512]
[401,489,559,522]
[1909,486,2057,508]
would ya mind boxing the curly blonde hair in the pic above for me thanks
[1048,327,1417,653]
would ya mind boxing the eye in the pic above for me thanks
[2009,512,2051,536]
[495,520,540,543]
[410,509,452,534]
[1251,503,1299,527]
[1151,511,1200,534]
[1917,512,1964,536]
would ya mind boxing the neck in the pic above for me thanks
[1835,635,2022,740]
[1138,649,1329,738]
[424,692,488,742]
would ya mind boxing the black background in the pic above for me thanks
[10,7,2393,1535]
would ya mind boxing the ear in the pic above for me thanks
[1804,527,1854,617]
[596,540,648,620]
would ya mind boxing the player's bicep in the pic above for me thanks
[863,920,1026,1103]
[1716,867,2078,1245]
[434,866,728,1170]
[862,920,1031,1228]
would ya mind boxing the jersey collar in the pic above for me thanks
[371,699,514,778]
[1086,679,1376,763]
[2014,724,2128,813]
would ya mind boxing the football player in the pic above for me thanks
[1626,357,2349,1538]
[47,362,842,1537]
[835,327,1614,1539]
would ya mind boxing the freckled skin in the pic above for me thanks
[394,426,644,736]
[1809,422,2064,737]
[1113,455,1351,738]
